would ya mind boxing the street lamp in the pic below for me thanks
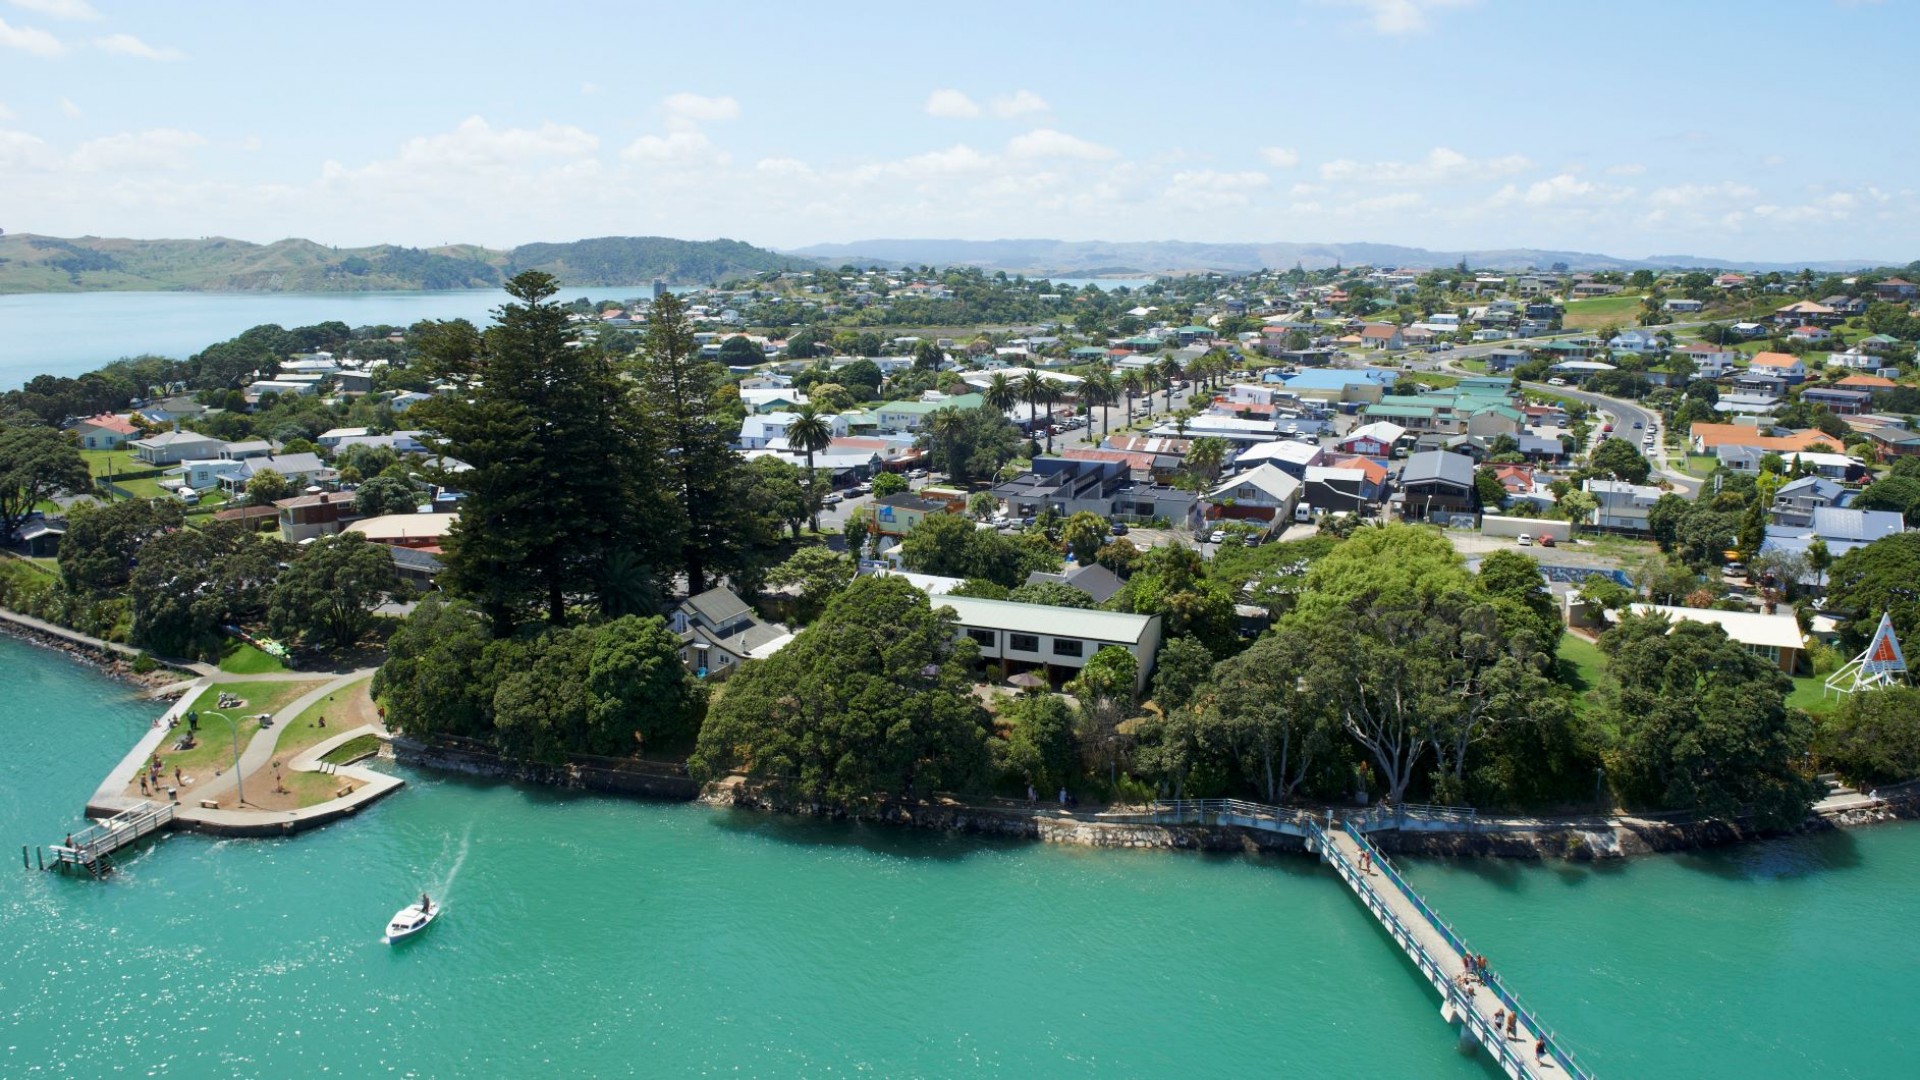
[200,709,246,808]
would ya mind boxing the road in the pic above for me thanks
[1518,379,1697,496]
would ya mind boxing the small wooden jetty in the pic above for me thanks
[30,800,175,878]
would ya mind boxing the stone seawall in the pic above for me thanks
[712,785,1311,854]
[392,736,701,802]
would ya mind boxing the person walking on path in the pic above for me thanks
[1535,1038,1546,1063]
[1505,1011,1518,1040]
[1492,1008,1505,1036]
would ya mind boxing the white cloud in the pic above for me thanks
[1320,0,1477,35]
[0,15,64,54]
[1260,146,1300,168]
[990,90,1049,118]
[93,32,182,60]
[1165,170,1270,211]
[69,128,206,172]
[59,96,81,117]
[621,130,726,167]
[0,102,13,120]
[0,128,55,169]
[1320,146,1528,185]
[382,116,597,170]
[662,92,739,131]
[924,89,981,119]
[1006,128,1117,161]
[1605,162,1646,176]
[8,0,100,19]
[1648,181,1758,209]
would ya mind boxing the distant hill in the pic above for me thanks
[0,234,814,293]
[785,238,1888,276]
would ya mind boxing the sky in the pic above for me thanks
[0,0,1915,263]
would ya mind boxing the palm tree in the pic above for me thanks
[983,371,1017,416]
[1158,358,1182,411]
[786,404,834,533]
[928,406,966,483]
[1019,369,1047,444]
[1121,370,1144,426]
[1187,436,1228,486]
[1037,382,1061,454]
[1082,370,1116,439]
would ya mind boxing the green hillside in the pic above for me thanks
[507,236,809,285]
[0,233,811,293]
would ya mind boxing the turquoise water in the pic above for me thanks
[3,634,1918,1077]
[0,278,1152,389]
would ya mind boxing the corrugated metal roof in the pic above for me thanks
[935,595,1156,644]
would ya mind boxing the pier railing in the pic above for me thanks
[1351,801,1479,831]
[49,800,174,869]
[1340,820,1596,1080]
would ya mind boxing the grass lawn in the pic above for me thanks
[319,733,382,766]
[272,676,374,759]
[286,771,346,808]
[1789,676,1839,716]
[1561,295,1646,330]
[1684,454,1720,477]
[79,447,163,481]
[1457,358,1488,373]
[218,640,289,675]
[1556,632,1607,699]
[158,679,326,780]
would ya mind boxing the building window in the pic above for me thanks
[1009,633,1040,653]
[968,628,997,648]
[1052,638,1083,658]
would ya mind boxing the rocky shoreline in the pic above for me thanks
[386,735,1920,863]
[0,617,185,690]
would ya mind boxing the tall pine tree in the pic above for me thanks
[416,271,665,633]
[633,292,750,596]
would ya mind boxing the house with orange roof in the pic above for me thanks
[1687,422,1828,452]
[1837,374,1898,390]
[70,412,140,450]
[1747,351,1807,383]
[1788,325,1832,345]
[1357,324,1404,350]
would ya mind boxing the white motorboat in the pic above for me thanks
[383,900,439,943]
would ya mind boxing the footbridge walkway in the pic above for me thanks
[1101,799,1596,1078]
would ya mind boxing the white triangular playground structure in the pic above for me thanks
[1825,612,1909,696]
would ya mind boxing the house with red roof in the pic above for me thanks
[1788,324,1833,345]
[1874,278,1918,302]
[1358,324,1404,350]
[70,413,139,450]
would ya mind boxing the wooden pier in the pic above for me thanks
[1306,817,1596,1079]
[40,800,175,877]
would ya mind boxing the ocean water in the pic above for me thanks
[2,633,1916,1078]
[0,277,1154,390]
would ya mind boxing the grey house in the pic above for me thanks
[669,588,793,679]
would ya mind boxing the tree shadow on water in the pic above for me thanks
[703,805,1026,863]
[1669,829,1863,883]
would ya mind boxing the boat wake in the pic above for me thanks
[428,822,473,909]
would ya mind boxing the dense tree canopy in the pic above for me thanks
[0,418,91,538]
[1824,532,1920,651]
[690,575,992,804]
[267,534,400,652]
[1595,613,1814,829]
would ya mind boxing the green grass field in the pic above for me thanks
[319,733,382,766]
[1789,676,1839,716]
[218,640,289,675]
[1561,294,1646,330]
[272,676,373,759]
[1556,631,1607,699]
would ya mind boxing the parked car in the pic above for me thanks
[1538,534,1556,548]
[1516,533,1532,546]
[1208,529,1227,544]
[1109,522,1128,536]
[822,492,843,506]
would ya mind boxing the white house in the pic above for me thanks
[1205,464,1303,525]
[130,429,225,466]
[938,596,1161,694]
[1583,478,1663,530]
[739,410,849,450]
